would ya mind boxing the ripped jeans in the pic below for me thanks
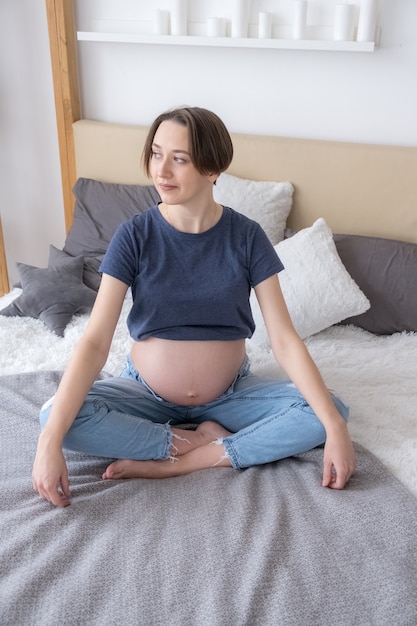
[39,356,349,470]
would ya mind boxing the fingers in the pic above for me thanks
[325,469,345,490]
[32,447,71,507]
[33,478,71,507]
[50,485,71,507]
[60,472,71,499]
[322,461,334,488]
[322,461,354,490]
[322,430,356,490]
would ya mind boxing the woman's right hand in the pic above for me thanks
[32,436,71,507]
[31,275,129,508]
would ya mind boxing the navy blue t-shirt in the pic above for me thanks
[100,205,284,341]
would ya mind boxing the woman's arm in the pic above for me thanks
[254,274,356,489]
[32,275,128,506]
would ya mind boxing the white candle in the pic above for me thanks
[231,0,251,38]
[207,17,226,38]
[152,9,169,36]
[357,0,378,42]
[293,1,307,40]
[334,4,354,41]
[258,12,272,39]
[171,0,187,36]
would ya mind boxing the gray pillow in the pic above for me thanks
[334,234,417,334]
[0,256,97,337]
[49,244,103,292]
[64,178,161,257]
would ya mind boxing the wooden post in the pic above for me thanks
[0,217,10,297]
[45,0,81,232]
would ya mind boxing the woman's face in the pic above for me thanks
[149,120,216,207]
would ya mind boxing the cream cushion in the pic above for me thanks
[250,218,370,344]
[213,173,294,245]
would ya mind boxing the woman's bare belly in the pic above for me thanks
[130,338,247,405]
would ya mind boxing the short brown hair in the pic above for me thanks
[142,107,233,177]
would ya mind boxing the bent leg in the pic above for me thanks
[39,377,184,460]
[103,426,232,480]
[196,374,349,469]
[222,406,327,469]
[39,376,230,463]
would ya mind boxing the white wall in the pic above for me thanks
[1,0,65,286]
[75,0,417,145]
[1,0,416,286]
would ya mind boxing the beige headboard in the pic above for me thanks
[73,119,417,244]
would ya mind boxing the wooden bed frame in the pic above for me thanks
[0,218,9,297]
[47,0,417,243]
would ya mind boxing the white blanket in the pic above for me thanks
[1,288,416,498]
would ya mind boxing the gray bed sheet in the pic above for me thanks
[0,371,416,626]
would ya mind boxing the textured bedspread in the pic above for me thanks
[0,371,416,626]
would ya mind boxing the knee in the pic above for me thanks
[332,394,350,421]
[39,394,55,429]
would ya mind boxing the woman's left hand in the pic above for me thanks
[322,421,356,489]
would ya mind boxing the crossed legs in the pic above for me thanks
[40,371,348,481]
[102,421,232,479]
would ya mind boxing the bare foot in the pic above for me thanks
[168,420,231,456]
[191,421,231,445]
[102,422,232,480]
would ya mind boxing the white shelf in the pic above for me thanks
[77,31,375,53]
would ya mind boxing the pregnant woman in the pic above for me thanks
[32,106,355,507]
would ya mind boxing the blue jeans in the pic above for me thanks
[39,356,349,469]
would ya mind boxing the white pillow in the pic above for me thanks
[213,172,294,245]
[250,217,370,344]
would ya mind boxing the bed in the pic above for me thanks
[1,2,416,625]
